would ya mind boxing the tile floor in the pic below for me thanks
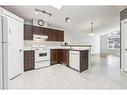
[9,54,127,89]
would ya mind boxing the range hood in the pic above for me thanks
[33,34,48,40]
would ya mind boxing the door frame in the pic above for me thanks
[121,18,127,72]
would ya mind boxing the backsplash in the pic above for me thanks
[24,40,33,47]
[24,40,63,47]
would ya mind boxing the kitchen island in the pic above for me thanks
[49,45,91,72]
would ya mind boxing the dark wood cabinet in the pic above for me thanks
[59,31,64,41]
[50,49,69,65]
[59,49,69,66]
[24,24,33,40]
[50,49,59,65]
[45,30,52,41]
[80,50,89,72]
[24,50,35,71]
[33,26,47,35]
[46,29,64,41]
[46,28,55,41]
[24,24,64,41]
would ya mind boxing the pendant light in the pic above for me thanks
[89,22,96,36]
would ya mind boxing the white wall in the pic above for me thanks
[100,33,120,56]
[64,28,100,54]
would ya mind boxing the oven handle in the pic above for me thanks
[35,49,39,50]
[35,60,50,63]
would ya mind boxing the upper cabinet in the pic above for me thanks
[24,24,64,42]
[59,30,64,41]
[33,26,47,35]
[46,28,64,41]
[24,24,33,40]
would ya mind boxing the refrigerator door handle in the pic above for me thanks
[19,49,22,52]
[2,16,8,43]
[0,15,3,89]
[1,16,8,89]
[9,29,11,34]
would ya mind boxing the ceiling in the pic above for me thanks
[2,6,127,34]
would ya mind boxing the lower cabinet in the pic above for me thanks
[50,49,69,65]
[59,49,69,66]
[80,50,89,72]
[24,50,35,71]
[50,49,59,65]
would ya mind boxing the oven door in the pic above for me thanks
[35,49,50,62]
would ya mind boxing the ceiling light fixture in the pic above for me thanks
[89,22,96,36]
[35,9,52,17]
[52,5,62,9]
[65,17,70,23]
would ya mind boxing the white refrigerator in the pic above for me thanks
[0,9,9,89]
[0,9,3,89]
[0,8,24,89]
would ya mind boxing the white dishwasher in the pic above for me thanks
[69,51,80,71]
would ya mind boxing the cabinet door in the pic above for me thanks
[80,50,88,72]
[63,50,69,65]
[42,27,47,35]
[33,26,41,34]
[44,27,64,41]
[24,24,33,40]
[50,49,59,65]
[59,49,69,65]
[46,28,55,41]
[46,30,52,41]
[51,30,56,41]
[55,31,60,41]
[59,31,64,41]
[33,26,46,35]
[24,50,35,71]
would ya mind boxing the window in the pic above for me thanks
[107,31,120,49]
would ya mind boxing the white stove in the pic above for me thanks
[32,45,50,69]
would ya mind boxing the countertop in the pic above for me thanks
[24,47,35,51]
[61,45,92,47]
[24,45,90,51]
